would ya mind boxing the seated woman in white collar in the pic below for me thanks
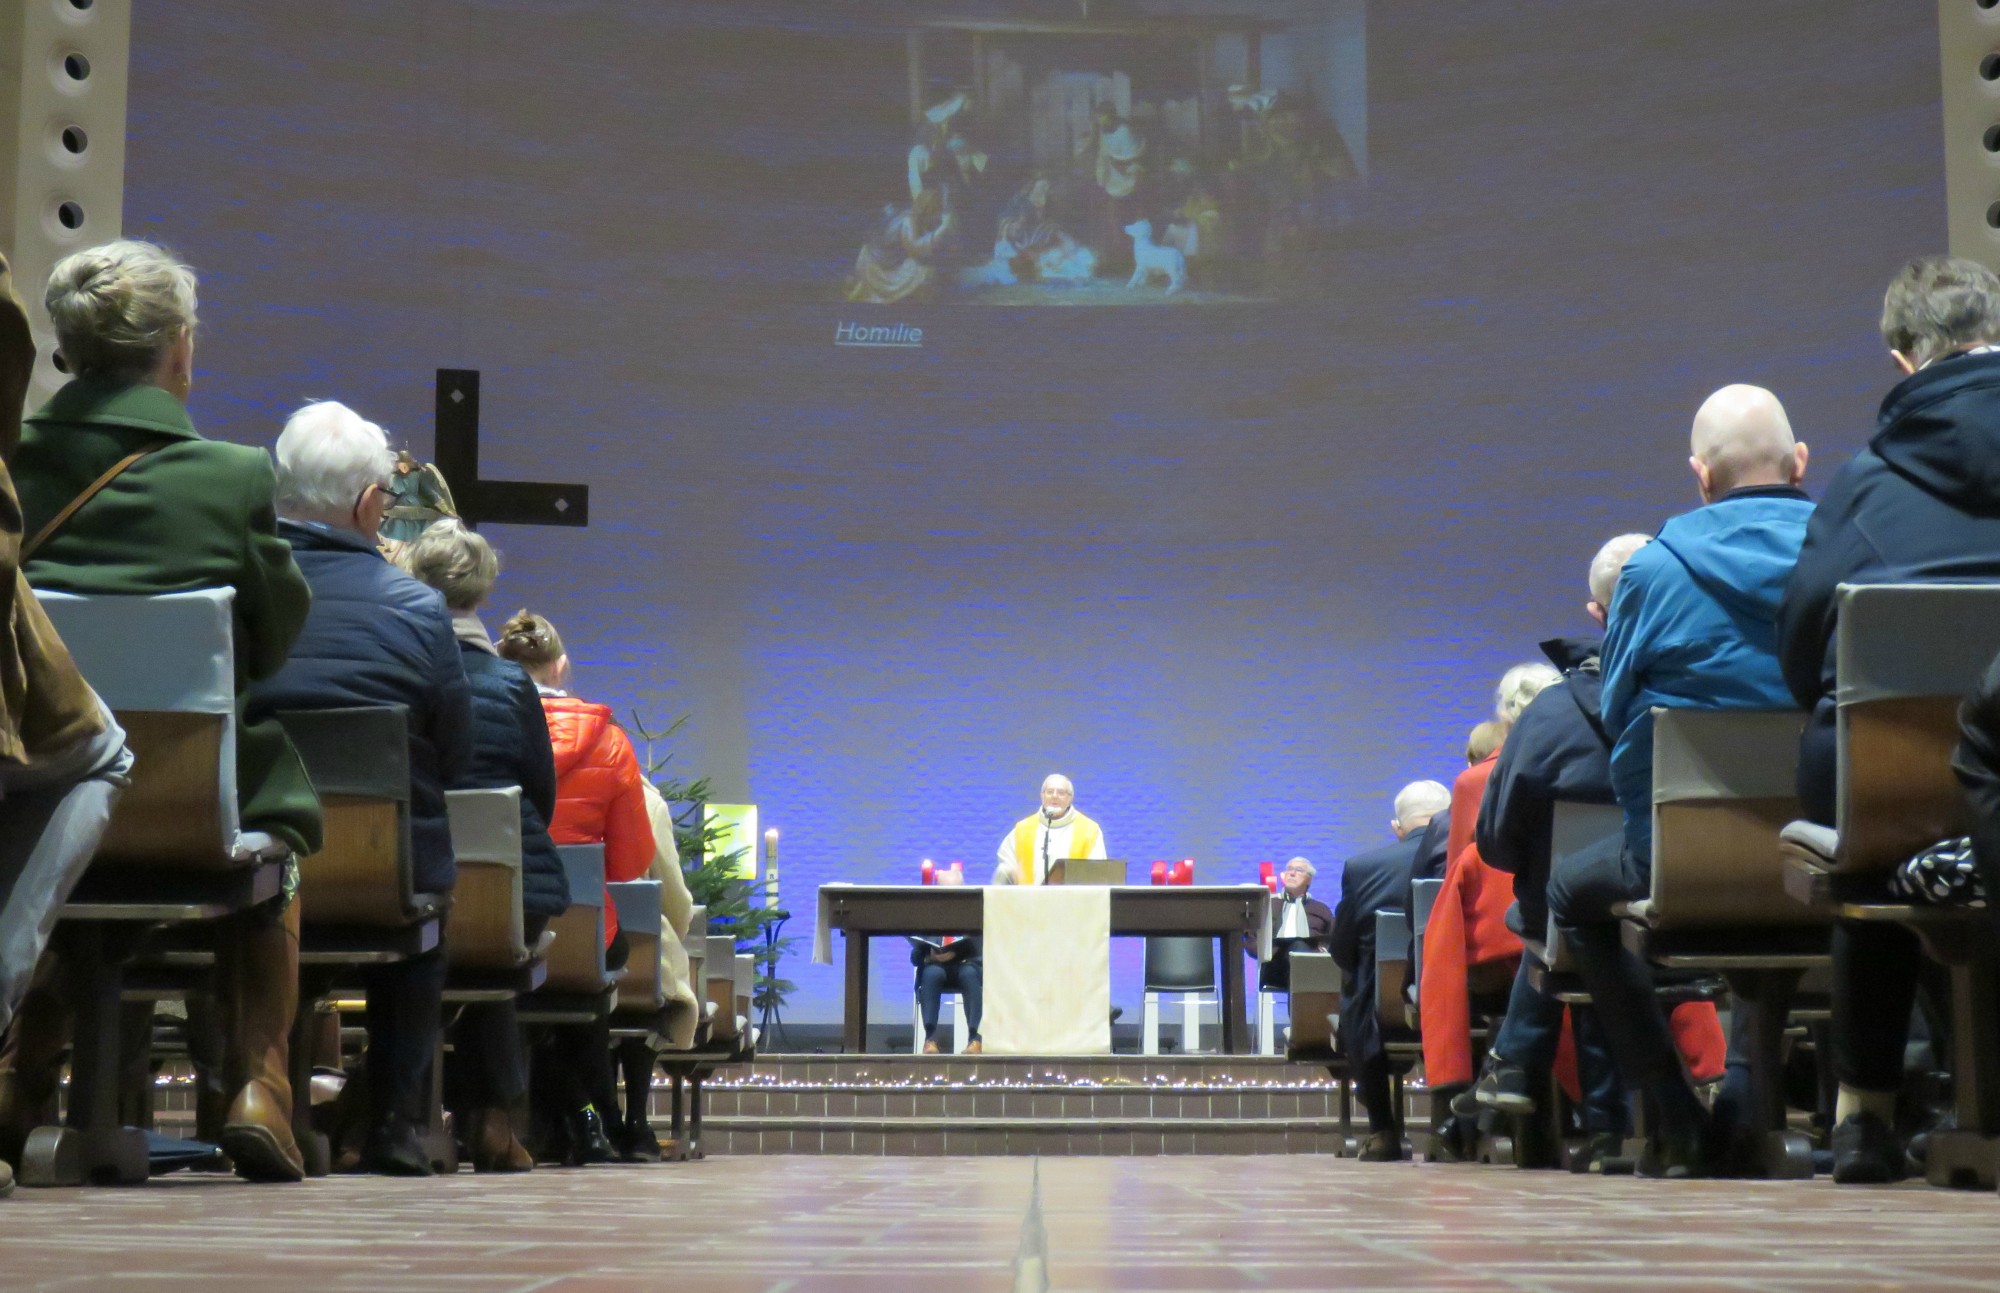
[991,773,1108,885]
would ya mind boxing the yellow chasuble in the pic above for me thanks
[1010,811,1103,884]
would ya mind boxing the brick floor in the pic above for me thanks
[1,1155,1995,1291]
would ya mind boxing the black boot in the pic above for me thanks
[565,1105,615,1166]
[362,1117,433,1176]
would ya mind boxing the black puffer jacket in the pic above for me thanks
[247,521,470,895]
[1780,351,2000,824]
[457,638,568,920]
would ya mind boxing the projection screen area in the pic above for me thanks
[119,1,1942,1020]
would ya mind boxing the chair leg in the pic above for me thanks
[1182,994,1201,1056]
[1723,967,1812,1179]
[1142,993,1160,1056]
[1257,993,1275,1056]
[910,996,924,1055]
[21,923,146,1187]
[950,994,968,1055]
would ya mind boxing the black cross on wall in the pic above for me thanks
[433,368,590,528]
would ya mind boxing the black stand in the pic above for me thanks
[758,912,790,1051]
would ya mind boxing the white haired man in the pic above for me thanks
[1260,857,1333,993]
[1330,780,1451,1161]
[992,773,1107,885]
[248,400,472,1175]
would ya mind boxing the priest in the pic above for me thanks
[992,773,1107,885]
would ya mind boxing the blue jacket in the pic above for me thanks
[1330,830,1425,1064]
[1602,487,1813,861]
[247,521,472,896]
[456,637,568,920]
[1778,352,2000,823]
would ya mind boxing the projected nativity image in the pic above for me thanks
[843,3,1366,307]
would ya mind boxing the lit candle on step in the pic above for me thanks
[764,828,780,908]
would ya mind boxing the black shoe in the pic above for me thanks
[1356,1131,1404,1162]
[1831,1112,1906,1185]
[362,1119,434,1177]
[614,1118,662,1164]
[1568,1131,1632,1175]
[1472,1062,1536,1115]
[566,1106,616,1166]
[1636,1123,1718,1180]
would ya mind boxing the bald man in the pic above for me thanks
[1547,385,1813,1176]
[993,774,1108,885]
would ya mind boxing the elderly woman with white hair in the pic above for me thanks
[247,399,472,1176]
[6,241,317,1184]
[1416,660,1562,1135]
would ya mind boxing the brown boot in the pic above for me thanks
[217,900,305,1182]
[470,1108,534,1173]
[0,953,73,1165]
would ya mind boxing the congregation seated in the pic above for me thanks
[3,240,320,1185]
[1776,257,2000,1183]
[496,609,658,1163]
[401,518,564,1173]
[1460,534,1725,1167]
[246,400,472,1176]
[1330,779,1448,1161]
[1548,382,1812,1177]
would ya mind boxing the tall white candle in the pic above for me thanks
[764,828,780,909]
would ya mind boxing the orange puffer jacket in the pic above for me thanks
[542,693,655,944]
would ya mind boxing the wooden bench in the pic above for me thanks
[22,590,289,1188]
[1780,580,2000,1188]
[516,844,618,1023]
[443,788,553,1000]
[274,705,446,1174]
[1619,707,1822,1178]
[1281,950,1356,1149]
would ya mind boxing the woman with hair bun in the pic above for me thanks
[497,609,656,1162]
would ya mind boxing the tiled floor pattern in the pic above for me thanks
[2,1154,1997,1291]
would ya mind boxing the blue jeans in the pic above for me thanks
[916,959,982,1041]
[1489,957,1629,1134]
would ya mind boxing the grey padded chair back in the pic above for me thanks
[1373,908,1412,1021]
[37,588,243,867]
[609,879,664,939]
[1542,801,1623,970]
[1833,582,2000,873]
[1648,708,1809,928]
[1409,877,1444,988]
[542,843,609,991]
[1142,936,1215,992]
[445,787,530,970]
[609,878,665,1011]
[275,705,420,923]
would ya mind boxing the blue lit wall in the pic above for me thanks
[120,1,1943,1022]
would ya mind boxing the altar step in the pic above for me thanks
[683,1053,1428,1156]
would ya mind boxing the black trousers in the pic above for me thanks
[363,943,448,1124]
[1548,835,1708,1135]
[1831,920,1928,1094]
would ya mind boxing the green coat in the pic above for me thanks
[16,379,323,854]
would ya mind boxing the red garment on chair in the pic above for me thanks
[542,693,656,945]
[1419,752,1522,1090]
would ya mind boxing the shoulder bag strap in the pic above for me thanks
[22,445,160,562]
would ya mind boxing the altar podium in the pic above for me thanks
[816,883,1273,1054]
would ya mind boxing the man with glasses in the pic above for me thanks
[248,400,471,1175]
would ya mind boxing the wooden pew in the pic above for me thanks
[516,844,618,1023]
[443,788,553,998]
[275,705,444,1175]
[1781,581,2000,1188]
[1619,706,1822,1179]
[1282,950,1354,1150]
[22,590,287,1187]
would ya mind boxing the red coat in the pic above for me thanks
[1420,753,1519,1088]
[542,694,655,944]
[1421,754,1732,1090]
